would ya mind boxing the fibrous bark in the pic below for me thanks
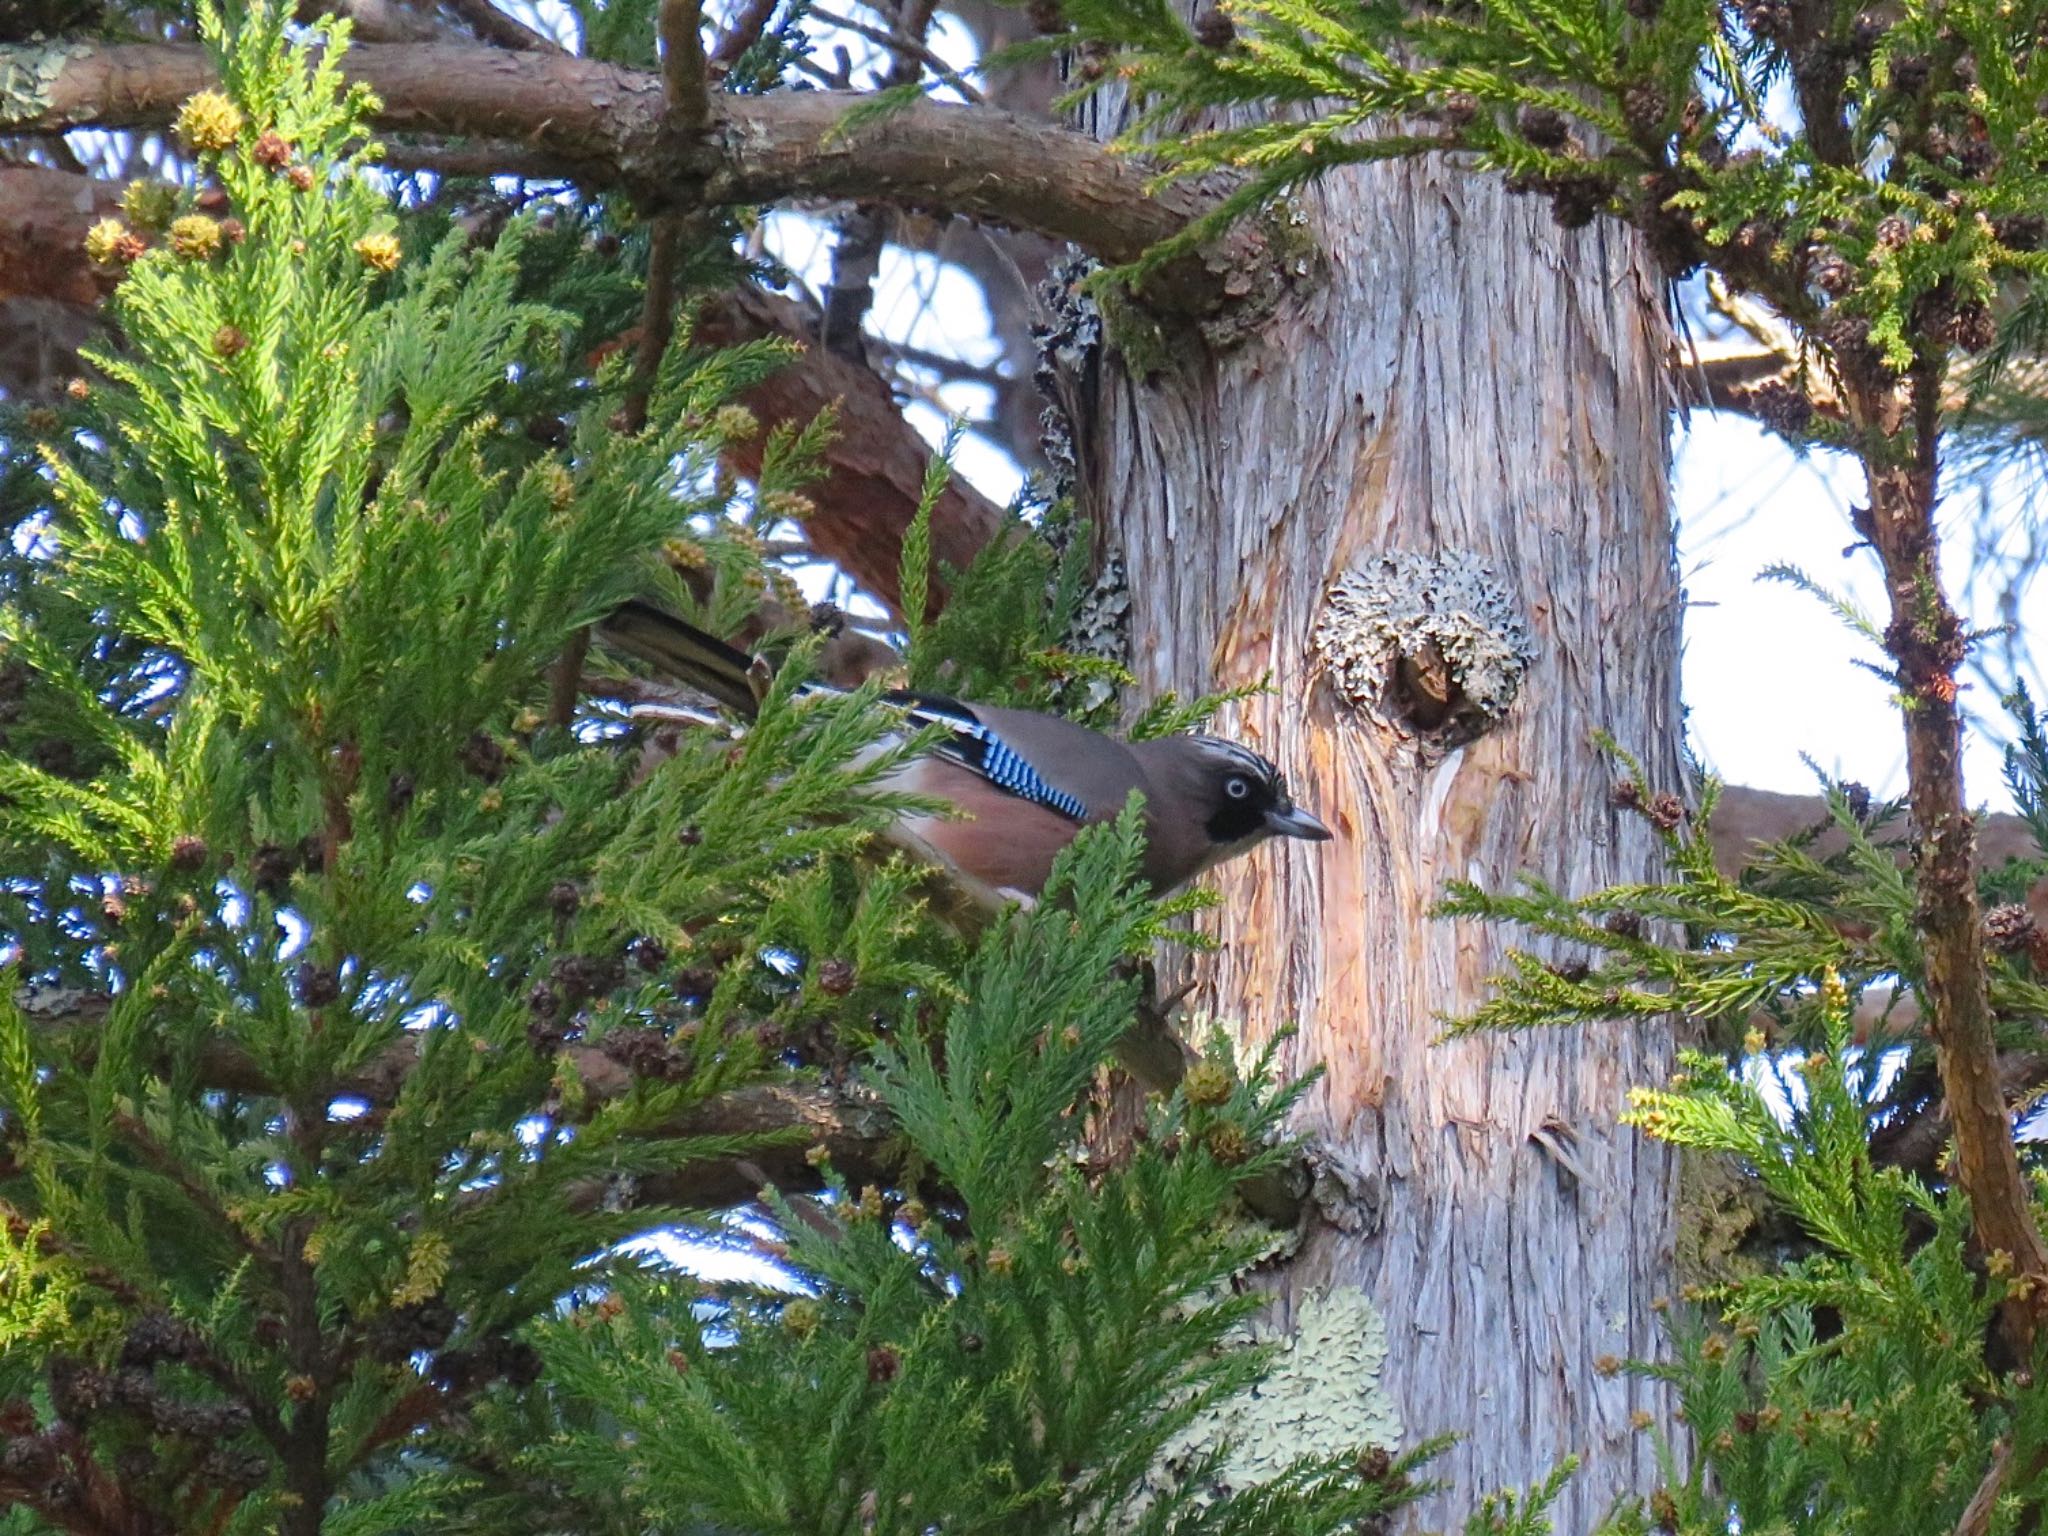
[1080,149,1685,1525]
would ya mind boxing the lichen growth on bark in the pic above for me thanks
[1674,1149,1767,1293]
[0,42,92,123]
[1145,1287,1402,1505]
[1312,548,1536,745]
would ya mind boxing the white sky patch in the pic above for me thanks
[1676,412,2042,808]
[623,1219,805,1290]
[758,209,1026,511]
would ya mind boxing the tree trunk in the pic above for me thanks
[1079,161,1686,1528]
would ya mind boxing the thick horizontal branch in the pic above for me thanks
[691,286,1007,612]
[1709,785,2048,908]
[20,986,901,1210]
[23,980,1304,1221]
[4,38,1259,316]
[0,165,120,308]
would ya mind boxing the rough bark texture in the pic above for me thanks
[1853,375,2048,1344]
[1082,161,1684,1526]
[0,165,118,400]
[0,165,119,307]
[2,39,1261,314]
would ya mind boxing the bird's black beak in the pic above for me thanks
[1264,804,1332,842]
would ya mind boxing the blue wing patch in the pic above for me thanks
[890,693,1089,823]
[974,729,1089,821]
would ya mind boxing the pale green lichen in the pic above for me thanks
[1144,1287,1401,1507]
[0,42,94,126]
[1098,291,1179,378]
[1312,548,1536,741]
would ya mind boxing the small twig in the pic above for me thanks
[357,1382,456,1460]
[558,214,682,733]
[624,217,686,432]
[874,336,1013,389]
[1704,273,1802,363]
[805,1,985,102]
[735,1159,845,1239]
[822,206,891,358]
[545,628,591,730]
[659,0,712,130]
[1953,1439,2013,1536]
[29,131,90,176]
[710,0,781,71]
[791,51,856,88]
[444,0,565,52]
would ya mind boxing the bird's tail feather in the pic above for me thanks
[596,600,769,718]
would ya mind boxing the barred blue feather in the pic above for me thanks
[963,724,1089,821]
[894,695,1090,823]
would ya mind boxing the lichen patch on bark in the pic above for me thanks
[1146,1288,1401,1505]
[1310,548,1536,747]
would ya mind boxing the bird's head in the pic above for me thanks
[1158,736,1332,870]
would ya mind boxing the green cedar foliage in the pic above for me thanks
[1620,978,2048,1533]
[454,817,1434,1536]
[0,9,1441,1534]
[1433,719,2048,1531]
[1008,0,2048,1521]
[1040,0,2046,431]
[0,5,940,1529]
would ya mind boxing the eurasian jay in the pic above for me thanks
[598,601,1332,899]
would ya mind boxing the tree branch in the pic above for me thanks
[658,0,710,130]
[5,38,1259,316]
[1850,360,2048,1353]
[1705,785,2048,889]
[1953,1438,2014,1536]
[708,0,778,71]
[23,981,1303,1221]
[443,0,564,52]
[805,1,984,103]
[0,166,119,308]
[690,283,1007,610]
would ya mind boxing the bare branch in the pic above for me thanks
[7,38,1263,316]
[659,0,711,130]
[1953,1439,2014,1536]
[1705,784,2048,880]
[580,1078,903,1211]
[443,0,565,52]
[709,0,779,70]
[690,283,1008,611]
[805,1,985,103]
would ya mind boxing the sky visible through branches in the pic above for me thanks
[49,0,2045,808]
[736,0,2048,811]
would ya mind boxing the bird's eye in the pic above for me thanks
[1225,776,1252,800]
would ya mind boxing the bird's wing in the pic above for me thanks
[883,693,1097,823]
[893,696,1150,826]
[596,600,1144,828]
